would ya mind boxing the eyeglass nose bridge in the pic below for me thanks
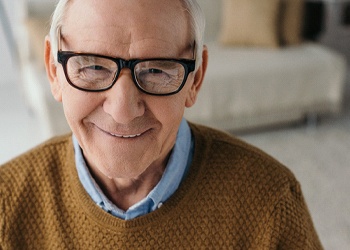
[117,58,137,72]
[111,58,143,94]
[112,59,140,90]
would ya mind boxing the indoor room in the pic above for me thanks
[1,0,349,249]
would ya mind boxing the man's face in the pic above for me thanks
[47,0,204,179]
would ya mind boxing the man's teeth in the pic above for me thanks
[109,133,142,138]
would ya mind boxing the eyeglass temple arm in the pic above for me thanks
[192,41,196,60]
[57,27,62,52]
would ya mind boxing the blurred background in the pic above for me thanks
[1,0,350,249]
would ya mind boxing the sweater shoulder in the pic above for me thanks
[190,123,285,164]
[0,134,73,188]
[189,123,299,198]
[190,122,292,167]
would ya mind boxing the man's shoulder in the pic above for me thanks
[189,122,282,163]
[0,133,73,186]
[189,122,297,191]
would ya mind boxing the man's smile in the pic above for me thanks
[109,132,142,138]
[94,124,152,140]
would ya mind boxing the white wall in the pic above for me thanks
[0,0,56,86]
[0,1,19,85]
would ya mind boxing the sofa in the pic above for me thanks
[18,0,347,137]
[184,0,347,131]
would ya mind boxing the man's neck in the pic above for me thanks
[90,162,166,211]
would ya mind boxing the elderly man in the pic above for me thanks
[1,0,323,248]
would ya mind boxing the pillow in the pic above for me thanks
[280,0,305,45]
[219,0,280,47]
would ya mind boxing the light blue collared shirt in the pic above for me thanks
[73,118,193,220]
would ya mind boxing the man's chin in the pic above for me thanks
[86,149,160,179]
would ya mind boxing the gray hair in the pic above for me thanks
[49,0,205,70]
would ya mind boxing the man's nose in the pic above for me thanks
[103,69,145,124]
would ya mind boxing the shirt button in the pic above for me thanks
[157,203,163,209]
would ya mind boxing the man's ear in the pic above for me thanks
[44,35,62,102]
[185,45,208,108]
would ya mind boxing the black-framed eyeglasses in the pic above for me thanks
[56,29,196,96]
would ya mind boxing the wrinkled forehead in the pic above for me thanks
[60,0,192,57]
[61,0,190,34]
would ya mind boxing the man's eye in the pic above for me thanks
[78,65,108,74]
[87,65,104,71]
[148,68,163,74]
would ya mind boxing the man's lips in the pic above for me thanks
[95,125,151,139]
[108,132,142,138]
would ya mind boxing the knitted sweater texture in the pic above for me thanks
[0,124,323,249]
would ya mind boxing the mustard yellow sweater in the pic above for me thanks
[0,124,323,249]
